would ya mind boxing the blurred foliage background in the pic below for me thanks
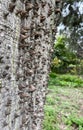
[51,0,83,75]
[51,35,83,75]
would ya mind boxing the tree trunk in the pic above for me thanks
[0,0,61,129]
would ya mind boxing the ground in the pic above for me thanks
[43,74,83,130]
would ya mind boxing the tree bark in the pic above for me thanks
[0,0,61,129]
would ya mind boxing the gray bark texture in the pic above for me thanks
[0,0,61,130]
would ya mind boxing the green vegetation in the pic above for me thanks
[65,115,83,129]
[43,106,57,130]
[43,1,83,129]
[43,73,83,130]
[51,35,83,75]
[60,1,83,55]
[49,73,83,88]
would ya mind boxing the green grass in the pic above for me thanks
[49,73,83,87]
[46,95,55,105]
[43,106,57,130]
[43,73,83,130]
[65,115,83,130]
